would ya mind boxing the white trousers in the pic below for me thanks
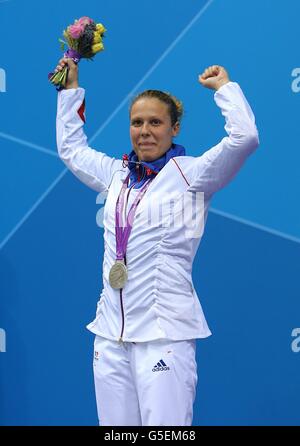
[93,335,198,426]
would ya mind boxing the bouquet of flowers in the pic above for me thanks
[48,16,106,90]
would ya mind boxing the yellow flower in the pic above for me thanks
[93,31,101,44]
[92,42,104,54]
[96,23,106,35]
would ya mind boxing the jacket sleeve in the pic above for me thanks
[56,87,123,193]
[189,81,259,198]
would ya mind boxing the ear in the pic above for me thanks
[172,121,180,137]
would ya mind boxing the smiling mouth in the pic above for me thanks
[139,142,155,146]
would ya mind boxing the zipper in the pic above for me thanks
[118,181,135,343]
[118,288,125,343]
[118,253,127,343]
[118,170,147,343]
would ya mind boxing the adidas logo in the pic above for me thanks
[152,359,170,372]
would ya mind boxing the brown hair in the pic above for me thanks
[129,90,184,127]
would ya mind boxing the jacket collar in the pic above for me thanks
[125,143,186,188]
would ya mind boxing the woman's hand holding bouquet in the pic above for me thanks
[48,16,106,90]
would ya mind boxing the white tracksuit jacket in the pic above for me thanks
[56,82,259,343]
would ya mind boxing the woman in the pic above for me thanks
[55,58,259,426]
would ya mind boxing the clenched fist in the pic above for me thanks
[198,65,230,91]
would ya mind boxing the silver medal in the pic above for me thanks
[109,260,128,289]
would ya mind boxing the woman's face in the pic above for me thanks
[130,97,180,162]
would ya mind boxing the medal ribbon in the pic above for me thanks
[115,173,153,261]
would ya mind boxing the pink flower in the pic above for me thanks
[77,16,93,26]
[68,23,85,39]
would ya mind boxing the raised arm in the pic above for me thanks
[190,65,259,198]
[55,58,123,193]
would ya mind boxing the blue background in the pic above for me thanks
[0,0,300,425]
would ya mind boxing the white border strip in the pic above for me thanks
[210,207,300,245]
[0,132,58,158]
[0,168,68,250]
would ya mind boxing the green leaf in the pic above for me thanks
[58,38,66,51]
